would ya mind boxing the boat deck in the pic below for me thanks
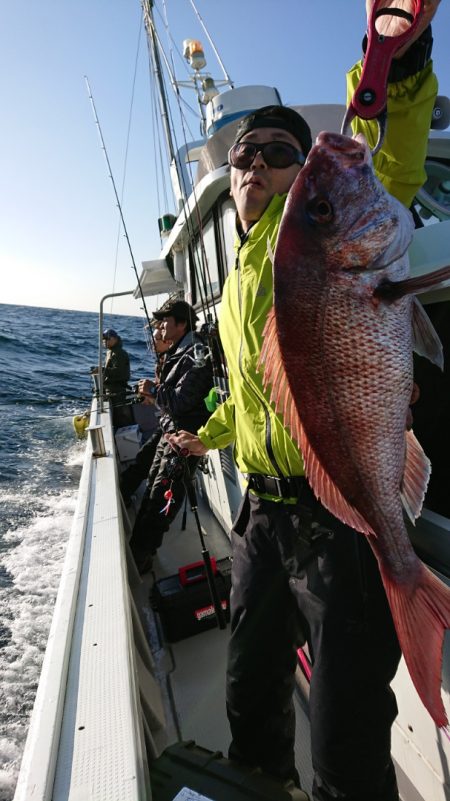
[128,482,315,797]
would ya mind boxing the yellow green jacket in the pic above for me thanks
[198,61,438,485]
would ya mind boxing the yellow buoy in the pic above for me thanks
[73,413,90,438]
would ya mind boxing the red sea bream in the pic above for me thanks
[260,131,450,728]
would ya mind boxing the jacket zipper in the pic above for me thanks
[236,247,283,477]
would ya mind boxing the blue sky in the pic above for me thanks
[1,1,449,317]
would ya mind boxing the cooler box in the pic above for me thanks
[150,740,309,800]
[114,424,142,462]
[151,557,232,642]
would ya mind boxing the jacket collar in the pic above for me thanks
[167,330,197,356]
[235,193,287,249]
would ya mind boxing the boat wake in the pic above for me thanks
[0,485,78,800]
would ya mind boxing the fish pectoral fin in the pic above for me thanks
[412,297,444,370]
[259,308,304,445]
[401,428,431,524]
[374,263,450,304]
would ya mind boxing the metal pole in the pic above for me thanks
[98,291,135,412]
[141,0,177,168]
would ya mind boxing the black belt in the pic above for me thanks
[247,473,311,500]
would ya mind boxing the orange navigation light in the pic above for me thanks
[183,39,206,71]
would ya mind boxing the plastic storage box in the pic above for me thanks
[152,557,232,642]
[114,424,142,462]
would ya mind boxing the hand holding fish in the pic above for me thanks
[365,0,441,58]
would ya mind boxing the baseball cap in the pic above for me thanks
[234,104,312,157]
[102,329,118,339]
[152,299,199,323]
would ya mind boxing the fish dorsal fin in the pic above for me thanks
[412,297,444,370]
[401,428,431,523]
[260,308,375,536]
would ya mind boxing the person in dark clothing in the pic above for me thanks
[120,322,171,506]
[129,299,213,574]
[102,329,130,405]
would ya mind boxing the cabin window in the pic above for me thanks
[412,300,450,519]
[192,216,220,303]
[218,197,237,277]
[413,158,450,225]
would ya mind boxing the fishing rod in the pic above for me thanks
[84,76,159,359]
[162,443,227,630]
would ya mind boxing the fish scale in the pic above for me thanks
[260,130,450,728]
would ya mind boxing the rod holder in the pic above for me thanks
[88,425,107,458]
[90,370,101,394]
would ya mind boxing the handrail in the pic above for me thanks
[98,291,134,412]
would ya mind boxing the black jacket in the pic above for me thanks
[156,331,213,434]
[104,339,130,391]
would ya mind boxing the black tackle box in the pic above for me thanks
[150,740,310,801]
[151,556,232,642]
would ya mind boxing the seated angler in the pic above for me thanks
[129,299,213,574]
[120,320,171,508]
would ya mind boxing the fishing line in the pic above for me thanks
[146,3,220,316]
[110,14,144,312]
[84,76,158,359]
[142,1,210,342]
[188,0,234,88]
[141,1,229,380]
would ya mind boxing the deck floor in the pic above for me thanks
[127,485,316,796]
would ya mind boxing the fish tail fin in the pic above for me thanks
[382,561,450,728]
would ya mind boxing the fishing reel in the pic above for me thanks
[130,382,146,403]
[164,445,191,481]
[188,342,211,368]
[200,319,219,338]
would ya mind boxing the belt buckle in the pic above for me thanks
[266,475,285,498]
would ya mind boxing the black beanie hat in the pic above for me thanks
[234,105,312,157]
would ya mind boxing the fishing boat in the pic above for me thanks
[12,2,450,799]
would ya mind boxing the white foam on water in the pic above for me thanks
[0,480,79,799]
[65,447,86,468]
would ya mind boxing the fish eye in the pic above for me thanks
[305,197,334,224]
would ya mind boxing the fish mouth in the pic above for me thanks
[307,131,371,170]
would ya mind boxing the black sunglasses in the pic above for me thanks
[228,140,306,170]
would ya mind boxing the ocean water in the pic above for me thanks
[0,302,151,800]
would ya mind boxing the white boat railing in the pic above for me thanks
[14,399,166,801]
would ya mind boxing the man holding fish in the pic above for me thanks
[168,2,448,799]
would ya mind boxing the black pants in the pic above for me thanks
[129,437,200,569]
[120,428,162,502]
[227,486,401,801]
